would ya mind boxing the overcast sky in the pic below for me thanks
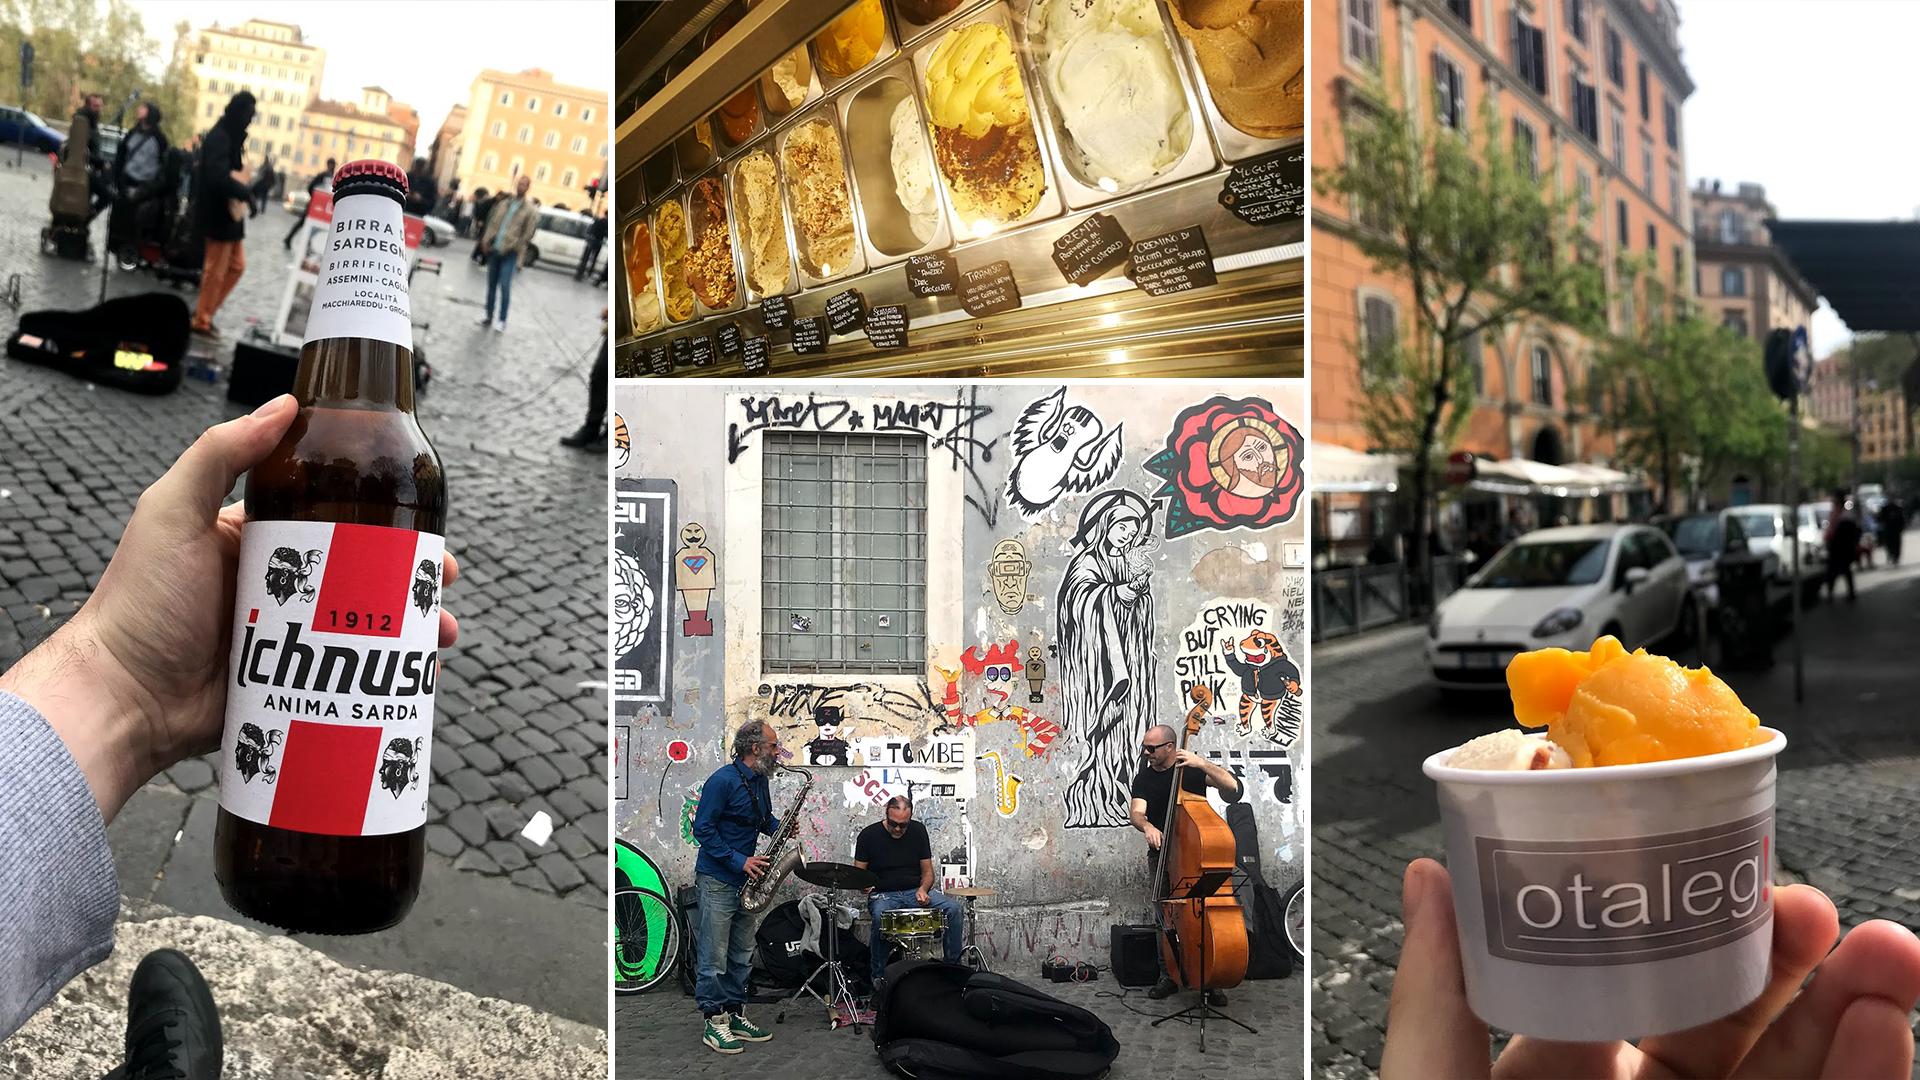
[1679,1,1905,358]
[127,0,609,143]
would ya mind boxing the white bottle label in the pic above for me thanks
[305,191,412,350]
[218,520,444,836]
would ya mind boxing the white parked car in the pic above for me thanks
[1427,524,1692,691]
[1728,503,1824,600]
[527,207,607,273]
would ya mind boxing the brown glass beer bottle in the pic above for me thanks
[214,159,447,933]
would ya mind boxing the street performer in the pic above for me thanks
[855,796,964,990]
[1127,723,1239,1002]
[689,720,783,1054]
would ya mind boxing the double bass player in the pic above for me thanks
[1127,722,1239,1002]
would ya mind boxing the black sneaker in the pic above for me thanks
[115,949,222,1080]
[1206,988,1228,1007]
[559,427,601,449]
[1146,976,1178,1000]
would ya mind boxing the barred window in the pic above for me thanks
[762,432,927,673]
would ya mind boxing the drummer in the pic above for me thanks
[854,796,964,989]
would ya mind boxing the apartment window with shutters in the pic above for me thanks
[518,124,534,143]
[762,432,928,673]
[554,102,566,118]
[1646,223,1656,253]
[1668,166,1680,216]
[1723,311,1749,338]
[1465,330,1486,399]
[1576,167,1593,213]
[535,162,551,181]
[1346,0,1380,69]
[1610,109,1625,170]
[544,131,560,149]
[1571,75,1599,143]
[1718,209,1741,244]
[1444,0,1472,27]
[527,96,540,112]
[1722,267,1747,296]
[1616,200,1629,246]
[491,120,505,137]
[1512,13,1547,94]
[1642,138,1653,193]
[572,135,587,153]
[1360,294,1398,374]
[1673,245,1685,291]
[1433,52,1466,130]
[1565,0,1588,43]
[1663,96,1678,149]
[1637,62,1650,120]
[1531,346,1554,406]
[1605,25,1624,86]
[1513,118,1539,180]
[582,107,595,123]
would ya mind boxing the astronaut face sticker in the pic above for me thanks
[264,547,323,606]
[412,559,440,616]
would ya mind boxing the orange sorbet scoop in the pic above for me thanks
[1506,636,1766,767]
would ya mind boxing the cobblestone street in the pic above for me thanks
[1310,532,1920,1077]
[0,152,609,1022]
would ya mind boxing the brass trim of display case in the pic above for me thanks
[616,262,1302,378]
[618,0,847,168]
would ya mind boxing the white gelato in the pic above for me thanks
[1447,730,1572,771]
[889,97,940,246]
[1035,0,1191,188]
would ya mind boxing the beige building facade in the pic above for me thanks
[185,18,325,166]
[456,68,608,211]
[1690,180,1817,342]
[294,87,412,173]
[429,106,467,192]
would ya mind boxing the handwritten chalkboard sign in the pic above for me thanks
[690,334,715,367]
[1051,213,1133,286]
[1127,225,1216,297]
[906,249,960,297]
[647,346,670,376]
[742,335,771,374]
[826,289,867,335]
[865,304,908,350]
[761,294,792,331]
[790,316,828,355]
[959,260,1021,317]
[1219,147,1305,228]
[669,337,693,369]
[717,322,743,358]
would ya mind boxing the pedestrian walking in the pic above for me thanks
[248,155,276,218]
[576,210,607,280]
[476,175,537,331]
[560,308,609,450]
[404,156,438,219]
[465,187,494,244]
[1823,490,1861,602]
[190,91,257,340]
[283,156,335,249]
[1879,496,1907,566]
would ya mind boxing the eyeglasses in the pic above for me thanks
[1141,742,1170,752]
[884,819,910,831]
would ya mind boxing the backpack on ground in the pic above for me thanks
[870,959,1119,1080]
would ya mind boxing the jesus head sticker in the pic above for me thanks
[1143,397,1304,538]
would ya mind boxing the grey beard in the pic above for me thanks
[747,754,775,776]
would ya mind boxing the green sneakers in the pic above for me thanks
[730,1012,772,1042]
[702,1014,743,1055]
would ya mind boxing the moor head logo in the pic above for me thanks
[413,558,441,615]
[264,547,324,605]
[380,736,423,797]
[234,722,283,784]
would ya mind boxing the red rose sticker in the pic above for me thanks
[667,740,691,763]
[1143,397,1303,538]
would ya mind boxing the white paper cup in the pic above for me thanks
[1423,728,1786,1041]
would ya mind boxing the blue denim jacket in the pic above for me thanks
[692,760,781,886]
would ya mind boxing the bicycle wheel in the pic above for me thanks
[1283,879,1305,964]
[614,886,681,994]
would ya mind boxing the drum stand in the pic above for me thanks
[1149,874,1258,1054]
[775,894,865,1030]
[956,894,991,972]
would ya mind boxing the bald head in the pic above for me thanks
[1148,725,1175,745]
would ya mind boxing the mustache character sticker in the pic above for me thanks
[233,722,284,784]
[379,736,424,798]
[264,546,324,605]
[413,558,441,616]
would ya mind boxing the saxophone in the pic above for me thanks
[740,764,814,913]
[981,750,1021,816]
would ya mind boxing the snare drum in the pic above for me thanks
[880,907,949,938]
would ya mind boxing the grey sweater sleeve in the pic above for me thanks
[0,691,118,1039]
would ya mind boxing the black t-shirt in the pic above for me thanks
[855,820,932,894]
[1131,764,1209,857]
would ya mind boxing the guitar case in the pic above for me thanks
[871,960,1119,1080]
[6,293,190,395]
[1225,802,1293,979]
[50,112,93,221]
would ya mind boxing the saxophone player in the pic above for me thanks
[690,720,783,1054]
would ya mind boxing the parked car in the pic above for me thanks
[1426,524,1692,691]
[1657,511,1778,604]
[1800,500,1874,569]
[527,206,607,273]
[284,188,311,215]
[0,106,62,154]
[420,214,459,247]
[1727,503,1823,603]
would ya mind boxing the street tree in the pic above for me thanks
[1316,89,1604,606]
[1839,332,1919,458]
[0,0,165,129]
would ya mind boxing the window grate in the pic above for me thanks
[762,431,928,674]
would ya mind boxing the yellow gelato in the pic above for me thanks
[815,0,886,78]
[655,200,695,322]
[924,22,1047,224]
[1507,636,1768,768]
[925,22,1030,138]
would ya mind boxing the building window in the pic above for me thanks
[1566,0,1588,43]
[1637,62,1650,121]
[1571,75,1599,142]
[1673,245,1685,290]
[481,152,498,171]
[518,124,533,143]
[1718,208,1741,243]
[499,91,512,106]
[1722,267,1747,296]
[1605,24,1624,86]
[1433,52,1466,130]
[1610,109,1625,170]
[1576,167,1593,213]
[1663,96,1679,149]
[1465,330,1486,399]
[510,156,524,177]
[1512,117,1538,180]
[1641,138,1653,193]
[581,106,595,123]
[1360,294,1397,373]
[571,135,587,153]
[1668,167,1680,216]
[491,120,506,137]
[1724,311,1749,337]
[761,432,928,673]
[1346,0,1380,68]
[544,131,559,148]
[1512,13,1547,94]
[1444,0,1471,27]
[1616,199,1628,246]
[1645,223,1656,252]
[562,168,578,187]
[1531,345,1553,405]
[553,102,566,117]
[527,96,540,112]
[535,162,551,181]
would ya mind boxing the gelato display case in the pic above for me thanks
[614,0,1302,377]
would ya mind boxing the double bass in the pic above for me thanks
[1152,685,1249,991]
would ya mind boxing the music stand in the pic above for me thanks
[1149,870,1258,1053]
[774,862,875,1031]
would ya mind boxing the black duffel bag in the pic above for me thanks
[871,960,1119,1080]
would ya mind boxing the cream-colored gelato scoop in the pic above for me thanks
[1447,729,1572,771]
[889,97,940,245]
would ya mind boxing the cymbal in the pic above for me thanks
[795,861,877,890]
[944,887,999,897]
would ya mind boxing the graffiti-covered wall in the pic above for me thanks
[613,383,1307,970]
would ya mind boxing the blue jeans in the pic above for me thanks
[867,889,963,982]
[484,251,518,322]
[695,872,757,1017]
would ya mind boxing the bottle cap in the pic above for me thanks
[334,158,408,193]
